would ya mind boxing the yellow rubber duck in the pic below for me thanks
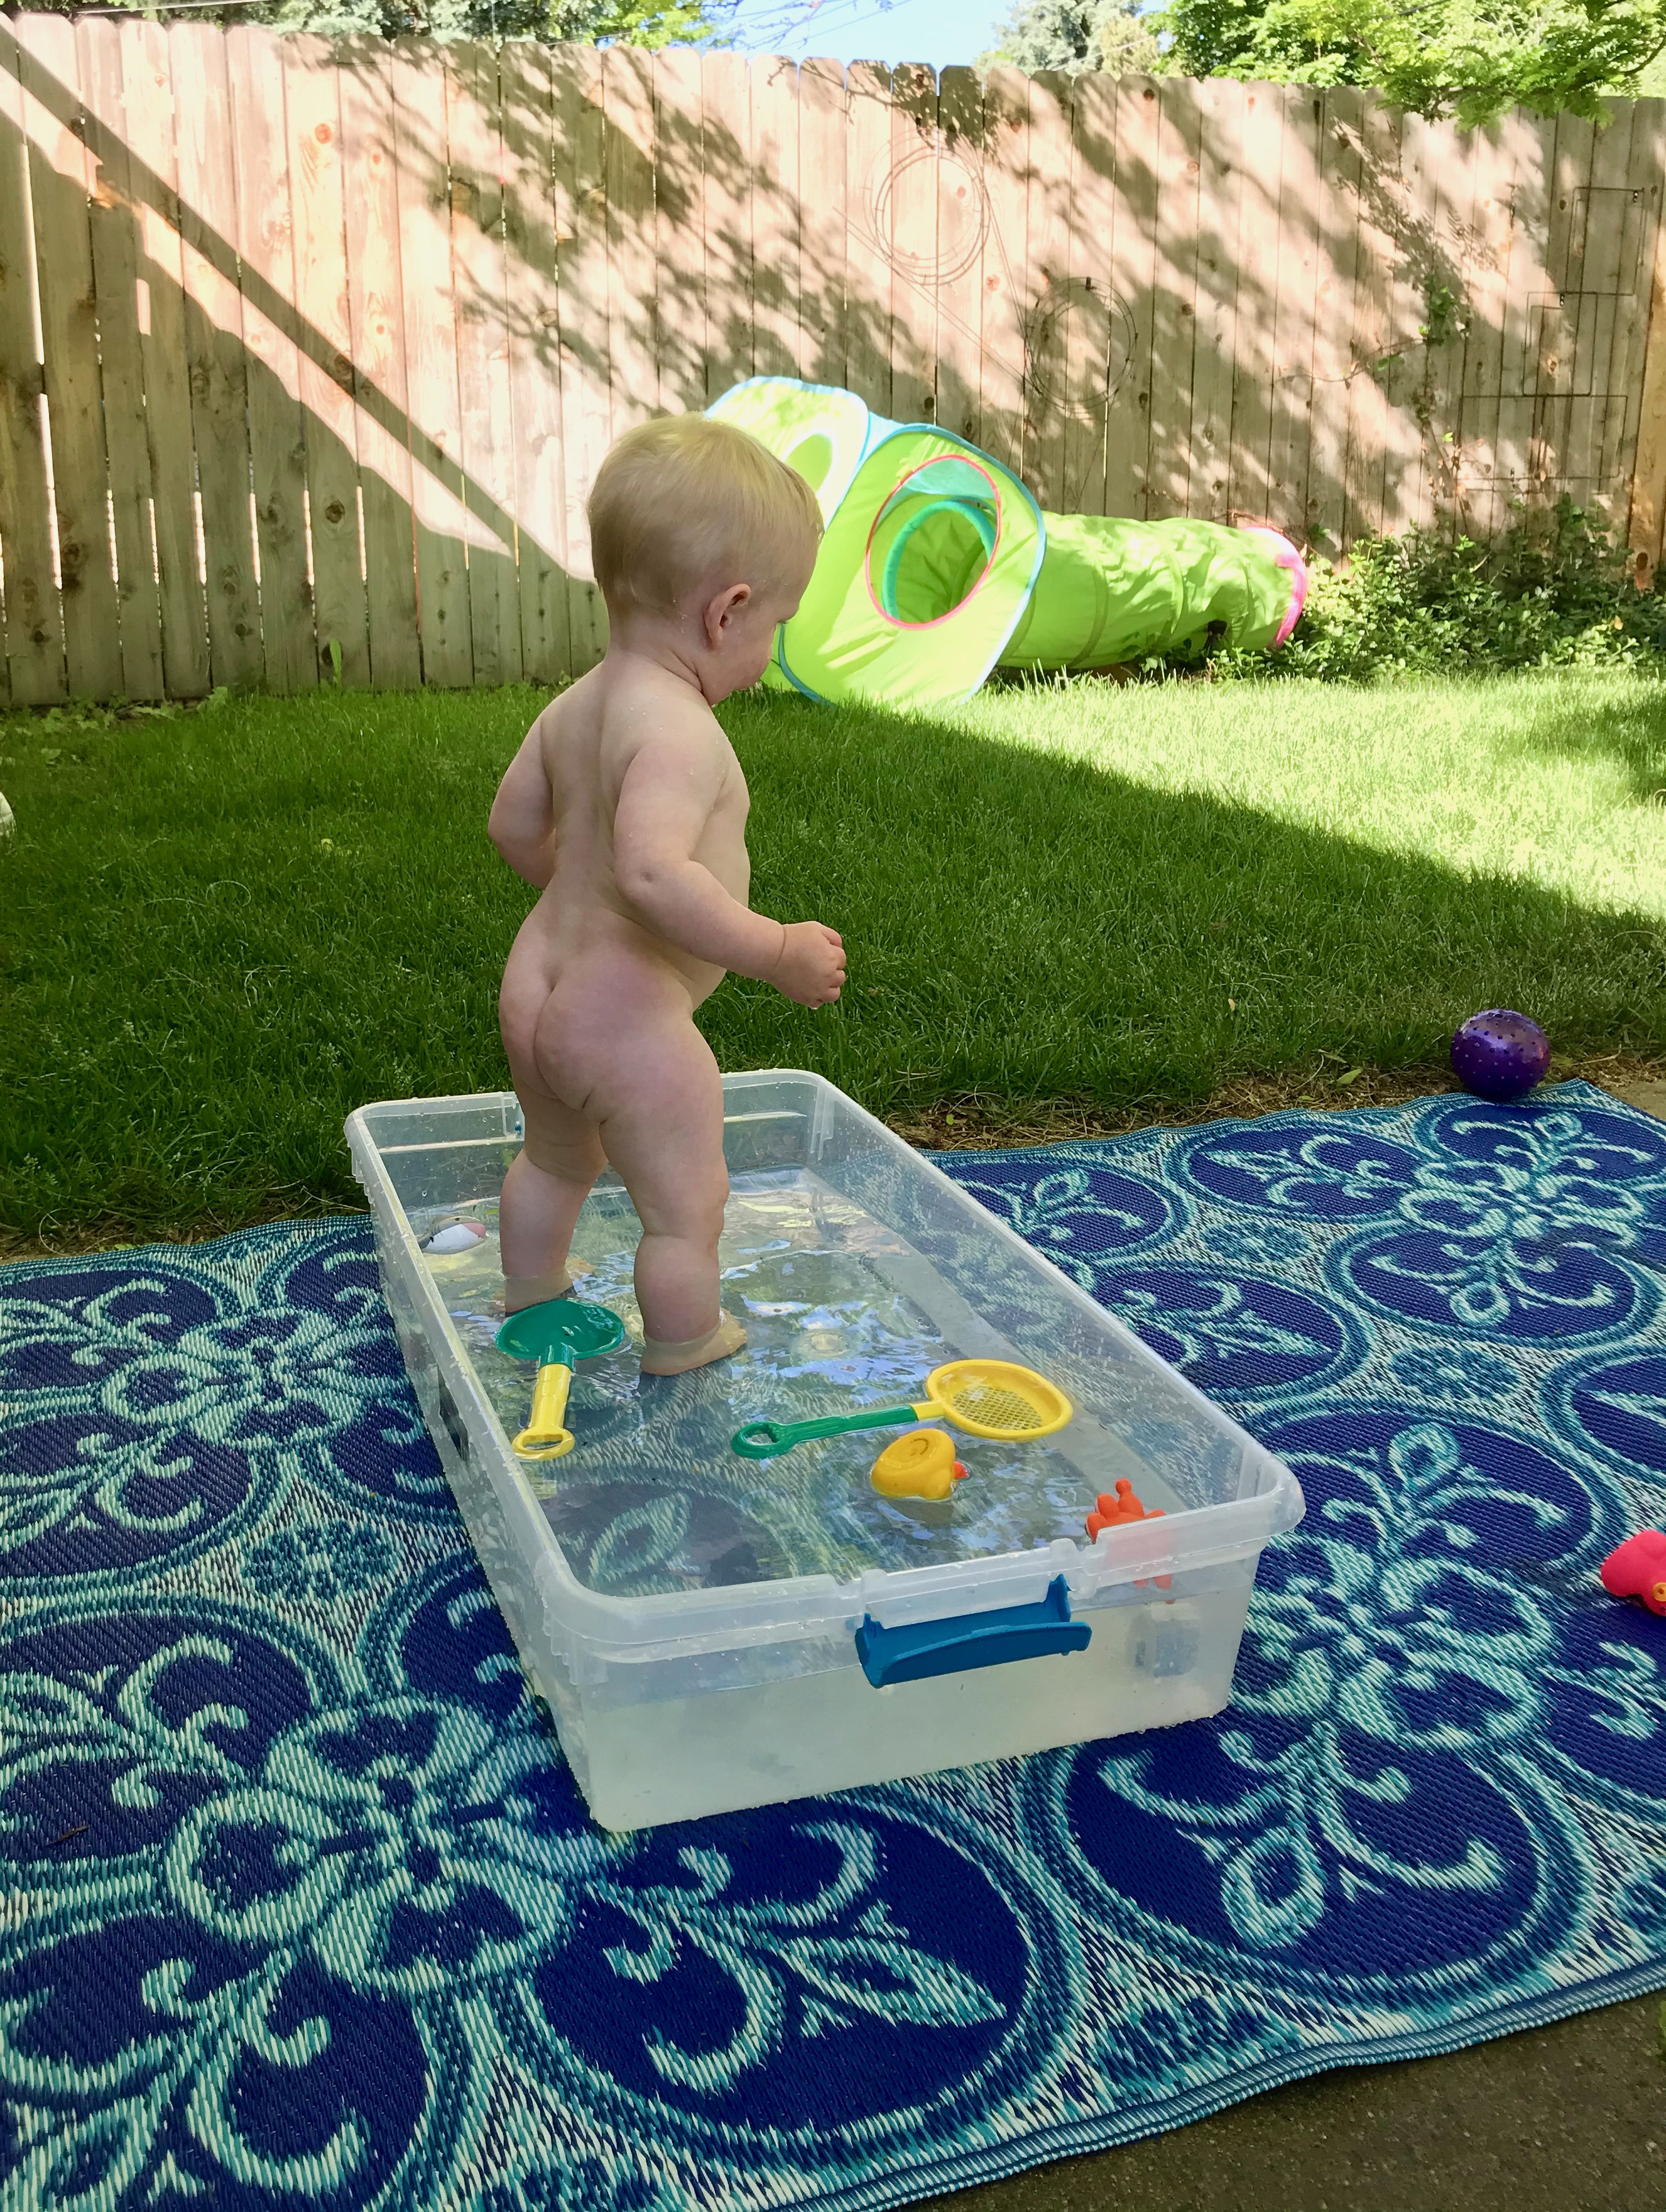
[869,1428,969,1503]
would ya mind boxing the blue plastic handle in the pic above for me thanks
[854,1575,1091,1689]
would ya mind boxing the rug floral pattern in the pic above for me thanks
[0,1083,1661,2210]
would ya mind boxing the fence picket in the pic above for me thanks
[391,36,471,685]
[552,46,608,672]
[605,43,659,442]
[1023,70,1075,508]
[225,27,315,691]
[932,65,981,449]
[116,19,209,695]
[798,58,848,393]
[1375,107,1424,535]
[168,22,261,691]
[1064,69,1118,515]
[219,30,309,690]
[0,25,64,702]
[701,52,753,405]
[653,47,707,415]
[15,15,123,700]
[1603,102,1663,540]
[1265,87,1322,536]
[1185,76,1245,528]
[1416,106,1481,533]
[976,66,1028,476]
[1339,95,1399,543]
[1527,111,1594,504]
[1304,87,1366,557]
[1491,114,1557,537]
[887,62,937,427]
[1622,102,1666,576]
[77,18,163,700]
[844,61,895,418]
[284,33,370,689]
[1106,77,1161,518]
[502,41,568,687]
[450,41,521,688]
[1225,84,1287,528]
[751,55,800,381]
[1145,75,1204,521]
[1572,107,1627,403]
[1395,107,1440,533]
[1567,102,1639,524]
[1453,115,1521,543]
[338,38,420,689]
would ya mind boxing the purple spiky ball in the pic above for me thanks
[1450,1008,1550,1103]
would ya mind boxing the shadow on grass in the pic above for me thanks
[1493,678,1666,806]
[714,690,1666,1106]
[1,684,1662,1240]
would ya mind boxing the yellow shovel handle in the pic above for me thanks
[513,1358,574,1460]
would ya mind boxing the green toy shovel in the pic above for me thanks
[494,1297,626,1461]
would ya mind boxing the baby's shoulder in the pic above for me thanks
[535,669,597,741]
[531,672,621,783]
[605,662,731,765]
[523,682,576,766]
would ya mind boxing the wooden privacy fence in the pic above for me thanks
[6,17,1666,703]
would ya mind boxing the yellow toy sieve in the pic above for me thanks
[731,1358,1072,1459]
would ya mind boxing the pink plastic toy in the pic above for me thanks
[1599,1530,1666,1617]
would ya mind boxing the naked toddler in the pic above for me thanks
[488,417,844,1374]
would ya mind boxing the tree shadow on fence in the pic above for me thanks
[0,20,1627,709]
[1,20,546,703]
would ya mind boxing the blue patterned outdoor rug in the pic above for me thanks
[1,1081,1663,2211]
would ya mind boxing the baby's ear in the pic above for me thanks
[704,580,753,647]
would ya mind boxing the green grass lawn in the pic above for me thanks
[3,668,1663,1242]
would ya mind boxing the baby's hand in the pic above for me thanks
[771,921,846,1007]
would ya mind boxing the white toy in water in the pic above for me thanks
[422,1220,488,1256]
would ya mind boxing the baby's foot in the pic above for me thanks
[499,1258,592,1316]
[640,1313,748,1376]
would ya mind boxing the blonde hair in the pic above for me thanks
[588,415,822,618]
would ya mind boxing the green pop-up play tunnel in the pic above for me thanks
[707,377,1307,710]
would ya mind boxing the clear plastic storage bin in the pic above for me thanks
[346,1072,1304,1830]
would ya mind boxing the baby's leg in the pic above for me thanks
[499,1086,606,1314]
[596,1022,744,1375]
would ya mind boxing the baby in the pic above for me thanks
[487,416,846,1375]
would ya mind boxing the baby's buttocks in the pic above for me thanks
[503,927,710,1115]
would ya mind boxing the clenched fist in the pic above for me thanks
[770,920,846,1006]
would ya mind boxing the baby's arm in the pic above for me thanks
[487,724,556,887]
[613,724,844,1006]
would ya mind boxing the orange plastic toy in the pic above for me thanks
[1086,1479,1170,1590]
[1600,1530,1666,1616]
[870,1428,969,1503]
[1086,1479,1163,1539]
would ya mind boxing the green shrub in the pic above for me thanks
[1194,499,1666,683]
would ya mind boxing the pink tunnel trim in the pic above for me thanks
[1241,526,1309,648]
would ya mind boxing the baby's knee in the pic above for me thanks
[672,1201,729,1251]
[643,1185,727,1251]
[691,1194,729,1250]
[518,1122,606,1185]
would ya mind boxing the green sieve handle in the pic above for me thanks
[731,1403,922,1459]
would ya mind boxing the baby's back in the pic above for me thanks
[520,658,750,1002]
[531,672,624,934]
